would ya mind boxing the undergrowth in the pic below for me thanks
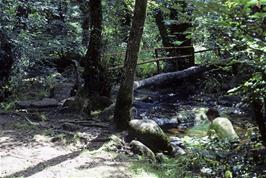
[131,134,265,178]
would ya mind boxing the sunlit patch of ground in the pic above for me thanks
[0,114,141,178]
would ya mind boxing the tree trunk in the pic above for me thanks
[154,9,171,47]
[79,0,90,47]
[82,0,110,97]
[252,99,266,146]
[154,1,195,71]
[0,30,13,101]
[114,0,148,130]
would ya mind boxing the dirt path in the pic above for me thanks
[0,113,155,178]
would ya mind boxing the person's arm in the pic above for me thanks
[208,123,216,138]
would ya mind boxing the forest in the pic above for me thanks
[0,0,265,177]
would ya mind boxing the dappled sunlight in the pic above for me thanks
[0,0,265,177]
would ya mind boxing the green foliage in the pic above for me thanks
[131,148,227,178]
[0,0,84,91]
[194,50,219,64]
[193,0,265,106]
[131,133,264,177]
[136,63,157,78]
[229,72,266,102]
[0,99,17,111]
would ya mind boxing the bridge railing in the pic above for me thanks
[108,46,218,73]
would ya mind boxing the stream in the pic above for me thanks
[133,87,249,138]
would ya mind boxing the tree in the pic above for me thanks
[154,1,195,71]
[78,0,90,47]
[0,30,13,101]
[114,0,148,130]
[82,0,110,97]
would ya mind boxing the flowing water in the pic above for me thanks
[133,88,249,138]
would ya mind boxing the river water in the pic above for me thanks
[133,87,249,138]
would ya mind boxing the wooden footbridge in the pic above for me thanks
[107,46,218,73]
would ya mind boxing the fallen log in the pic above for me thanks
[16,98,59,109]
[134,66,207,89]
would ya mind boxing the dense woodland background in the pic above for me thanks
[0,0,265,177]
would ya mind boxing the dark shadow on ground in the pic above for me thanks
[3,150,82,178]
[4,130,114,178]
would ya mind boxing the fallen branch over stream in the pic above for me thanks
[134,65,207,89]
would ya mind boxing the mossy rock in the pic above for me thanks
[128,119,172,153]
[130,140,156,161]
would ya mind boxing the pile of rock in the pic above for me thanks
[126,119,186,161]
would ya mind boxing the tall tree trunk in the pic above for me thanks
[79,0,90,47]
[82,0,110,97]
[252,99,266,146]
[154,9,179,71]
[114,0,148,130]
[0,30,13,101]
[169,1,194,70]
[154,9,171,47]
[154,1,195,71]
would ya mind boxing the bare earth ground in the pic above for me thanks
[0,113,155,178]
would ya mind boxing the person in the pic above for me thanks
[206,108,239,141]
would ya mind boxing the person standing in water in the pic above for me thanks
[206,108,239,141]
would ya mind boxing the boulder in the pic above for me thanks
[51,83,75,101]
[130,140,156,161]
[128,119,172,153]
[175,108,209,128]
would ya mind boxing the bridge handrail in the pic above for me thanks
[108,48,217,70]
